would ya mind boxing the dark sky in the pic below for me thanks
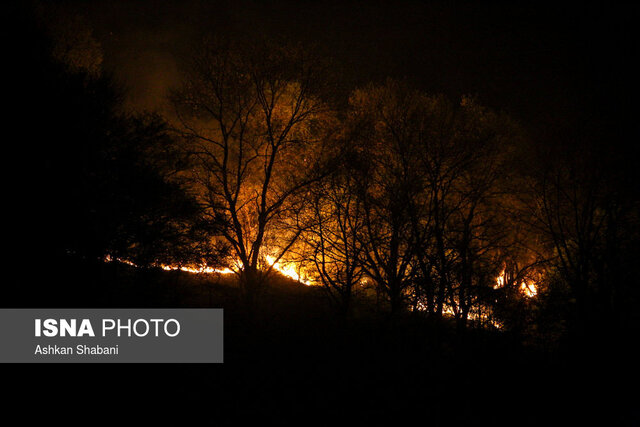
[48,1,640,146]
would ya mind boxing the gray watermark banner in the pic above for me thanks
[0,309,223,363]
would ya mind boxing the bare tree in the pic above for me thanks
[345,82,527,327]
[172,38,334,304]
[529,147,633,336]
[345,81,426,317]
[299,163,367,320]
[437,98,511,328]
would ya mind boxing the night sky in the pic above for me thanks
[49,0,637,150]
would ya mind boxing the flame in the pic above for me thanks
[105,252,311,285]
[519,280,537,297]
[494,271,506,289]
[414,301,503,328]
[494,269,537,298]
[104,254,135,266]
[104,255,235,275]
[159,264,235,275]
[159,254,313,285]
[108,255,536,296]
[265,255,311,285]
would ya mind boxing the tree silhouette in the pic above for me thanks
[10,12,216,289]
[344,81,425,317]
[172,37,335,305]
[528,145,638,339]
[331,80,533,325]
[298,154,367,320]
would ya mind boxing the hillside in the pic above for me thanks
[6,256,637,423]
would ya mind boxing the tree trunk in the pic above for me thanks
[240,265,262,312]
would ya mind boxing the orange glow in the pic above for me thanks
[494,269,537,298]
[160,264,235,275]
[414,301,503,329]
[106,256,535,296]
[104,255,235,275]
[264,255,311,285]
[494,271,506,289]
[519,280,537,297]
[104,252,312,284]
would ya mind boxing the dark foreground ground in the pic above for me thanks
[3,258,639,425]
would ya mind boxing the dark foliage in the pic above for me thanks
[6,7,224,303]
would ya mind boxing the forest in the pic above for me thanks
[5,1,640,424]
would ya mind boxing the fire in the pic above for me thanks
[160,264,235,275]
[494,269,537,298]
[495,272,505,289]
[105,254,235,275]
[159,255,312,285]
[414,301,503,329]
[108,256,537,295]
[265,255,311,285]
[105,252,311,285]
[159,256,313,286]
[519,281,537,297]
